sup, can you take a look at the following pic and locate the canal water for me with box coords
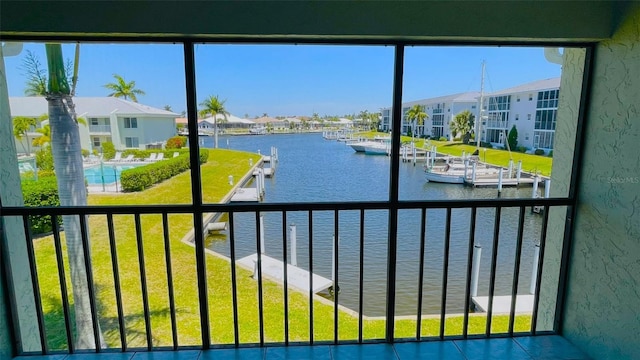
[202,133,544,317]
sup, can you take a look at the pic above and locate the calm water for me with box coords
[202,134,543,316]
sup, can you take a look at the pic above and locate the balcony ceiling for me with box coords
[0,1,629,42]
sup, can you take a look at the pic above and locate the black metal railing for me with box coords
[0,197,570,355]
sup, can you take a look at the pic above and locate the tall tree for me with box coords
[405,104,428,142]
[45,43,104,349]
[103,74,145,102]
[450,110,475,144]
[507,124,518,151]
[198,95,229,148]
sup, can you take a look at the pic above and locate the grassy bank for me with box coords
[357,131,553,176]
[34,148,532,350]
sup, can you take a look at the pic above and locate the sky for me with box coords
[3,42,564,118]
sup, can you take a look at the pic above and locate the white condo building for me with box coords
[380,77,560,151]
[9,97,179,154]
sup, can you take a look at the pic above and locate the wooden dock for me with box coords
[237,253,333,294]
[471,294,534,313]
[465,177,535,187]
[230,188,260,202]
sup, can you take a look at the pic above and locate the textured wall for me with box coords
[537,47,586,332]
[562,6,640,360]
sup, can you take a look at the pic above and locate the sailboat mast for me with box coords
[477,60,485,151]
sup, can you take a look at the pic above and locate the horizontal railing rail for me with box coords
[2,199,562,355]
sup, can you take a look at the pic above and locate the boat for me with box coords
[363,142,390,155]
[350,140,382,153]
[249,125,267,135]
[424,169,466,184]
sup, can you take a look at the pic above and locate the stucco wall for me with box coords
[562,6,640,360]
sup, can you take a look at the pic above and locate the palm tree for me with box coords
[199,95,229,148]
[45,43,104,349]
[103,74,145,102]
[405,104,428,142]
[12,116,38,154]
[450,110,475,144]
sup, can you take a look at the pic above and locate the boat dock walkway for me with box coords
[237,253,333,294]
[471,294,534,313]
[465,177,536,187]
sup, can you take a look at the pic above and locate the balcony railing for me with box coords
[0,197,570,355]
[89,125,112,133]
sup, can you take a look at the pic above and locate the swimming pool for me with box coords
[84,164,140,185]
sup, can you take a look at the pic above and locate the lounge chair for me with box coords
[173,152,180,158]
[155,153,165,161]
[122,154,135,162]
[113,152,122,162]
[144,153,157,162]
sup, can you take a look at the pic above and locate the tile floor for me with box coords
[13,336,589,360]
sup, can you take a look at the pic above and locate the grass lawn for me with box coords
[357,131,553,176]
[33,148,532,350]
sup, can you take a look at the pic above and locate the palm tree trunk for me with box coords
[48,94,104,349]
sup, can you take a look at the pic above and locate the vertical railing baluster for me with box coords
[416,208,427,340]
[255,212,265,346]
[51,217,74,353]
[308,210,314,345]
[531,206,550,335]
[333,210,339,344]
[78,214,101,351]
[161,213,178,349]
[508,206,526,335]
[439,208,452,339]
[485,206,502,336]
[463,207,477,338]
[134,214,152,350]
[228,212,240,347]
[282,211,289,345]
[107,214,127,350]
[358,209,365,343]
[22,216,47,354]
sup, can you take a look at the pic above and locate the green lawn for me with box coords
[357,131,553,176]
[34,148,532,350]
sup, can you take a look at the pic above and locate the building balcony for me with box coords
[89,125,112,133]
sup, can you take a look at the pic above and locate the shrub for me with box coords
[81,149,90,157]
[480,142,493,149]
[102,141,116,160]
[516,146,528,153]
[438,136,447,141]
[534,148,545,155]
[35,146,54,171]
[120,149,209,192]
[21,177,61,235]
[548,150,553,157]
[166,136,187,149]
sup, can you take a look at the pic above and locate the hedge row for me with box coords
[120,150,209,192]
[21,177,61,235]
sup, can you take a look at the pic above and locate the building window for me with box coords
[90,117,99,125]
[93,137,101,147]
[528,94,533,101]
[124,117,138,128]
[537,89,559,109]
[125,137,139,148]
[515,114,519,121]
[527,114,532,120]
[516,96,520,102]
[471,105,476,109]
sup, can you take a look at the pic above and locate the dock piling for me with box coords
[472,162,477,183]
[497,168,503,195]
[532,175,539,198]
[544,179,551,198]
[508,159,514,179]
[516,160,522,184]
[471,245,482,298]
[228,175,234,185]
[530,245,540,294]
